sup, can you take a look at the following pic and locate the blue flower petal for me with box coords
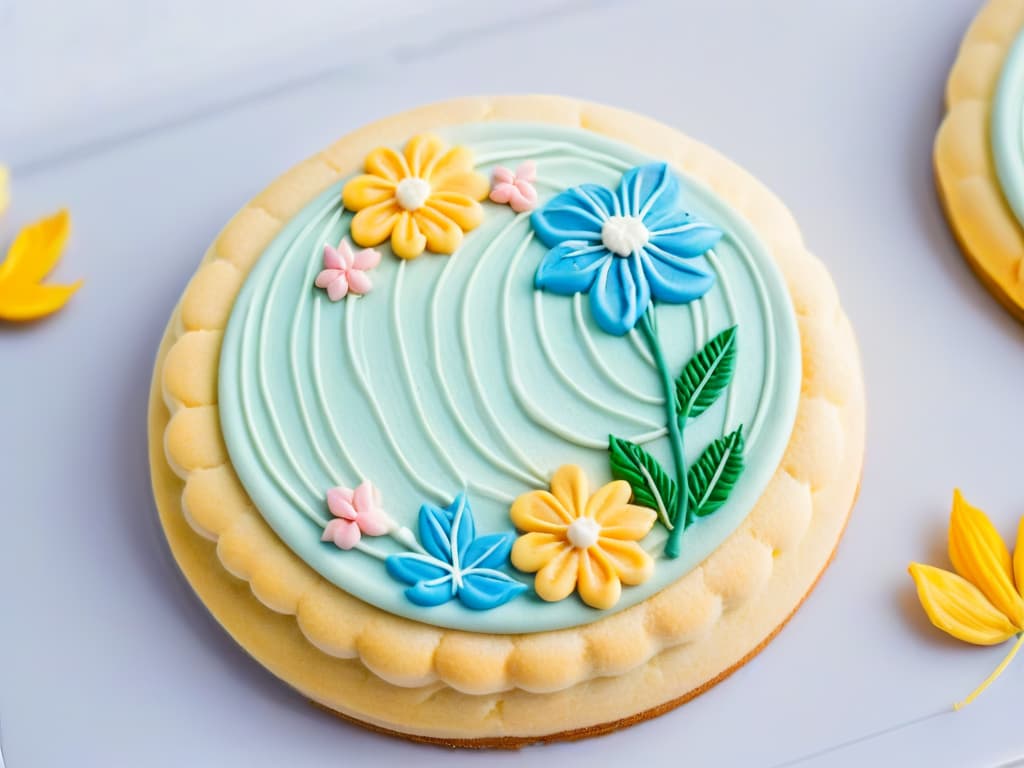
[458,570,528,611]
[448,492,475,563]
[646,217,722,259]
[616,162,679,218]
[640,245,716,303]
[535,241,611,295]
[589,254,650,335]
[530,184,614,247]
[385,552,450,585]
[462,533,513,571]
[406,576,457,607]
[417,503,453,562]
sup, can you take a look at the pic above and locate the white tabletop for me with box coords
[4,1,1023,766]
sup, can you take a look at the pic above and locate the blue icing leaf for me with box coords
[406,576,457,607]
[385,494,524,611]
[459,570,527,611]
[385,553,450,584]
[417,502,453,562]
[448,492,476,563]
[463,533,513,570]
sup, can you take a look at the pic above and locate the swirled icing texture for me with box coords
[992,26,1024,231]
[217,122,801,633]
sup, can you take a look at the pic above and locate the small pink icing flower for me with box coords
[322,481,390,550]
[314,239,381,301]
[489,161,538,213]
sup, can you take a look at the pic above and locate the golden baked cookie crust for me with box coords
[151,95,865,741]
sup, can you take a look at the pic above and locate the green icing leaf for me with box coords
[674,326,738,419]
[608,434,677,530]
[687,427,745,518]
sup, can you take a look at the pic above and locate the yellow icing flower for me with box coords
[342,134,489,259]
[909,489,1024,709]
[510,465,656,610]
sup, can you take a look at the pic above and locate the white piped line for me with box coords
[502,233,667,449]
[704,248,741,432]
[428,220,548,488]
[721,232,776,447]
[572,293,664,406]
[255,203,337,500]
[391,260,517,505]
[459,213,550,483]
[533,291,660,429]
[345,294,452,501]
[239,299,327,527]
[288,205,349,485]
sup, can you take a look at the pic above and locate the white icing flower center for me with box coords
[601,215,649,256]
[395,177,431,211]
[566,516,601,549]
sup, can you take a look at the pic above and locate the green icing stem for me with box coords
[628,327,657,367]
[639,307,689,559]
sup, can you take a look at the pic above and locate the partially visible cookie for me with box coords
[936,0,1024,321]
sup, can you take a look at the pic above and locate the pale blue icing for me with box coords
[992,27,1024,230]
[218,122,801,633]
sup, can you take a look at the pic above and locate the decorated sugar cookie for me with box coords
[936,0,1024,321]
[151,96,865,745]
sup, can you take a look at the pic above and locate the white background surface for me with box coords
[2,0,1023,765]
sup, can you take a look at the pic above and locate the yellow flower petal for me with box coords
[549,464,588,518]
[593,502,656,541]
[0,209,81,322]
[390,211,426,259]
[364,146,409,181]
[350,200,400,248]
[429,147,489,200]
[510,490,572,534]
[342,174,396,211]
[403,134,446,178]
[511,532,567,573]
[0,281,81,322]
[0,209,70,285]
[413,206,463,254]
[909,563,1018,645]
[577,549,621,609]
[949,489,1024,628]
[597,538,654,585]
[1015,517,1024,597]
[534,546,579,603]
[423,193,484,232]
[427,145,475,178]
[585,480,633,521]
[432,171,489,201]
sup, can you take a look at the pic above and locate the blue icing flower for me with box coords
[531,162,723,335]
[385,493,527,611]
